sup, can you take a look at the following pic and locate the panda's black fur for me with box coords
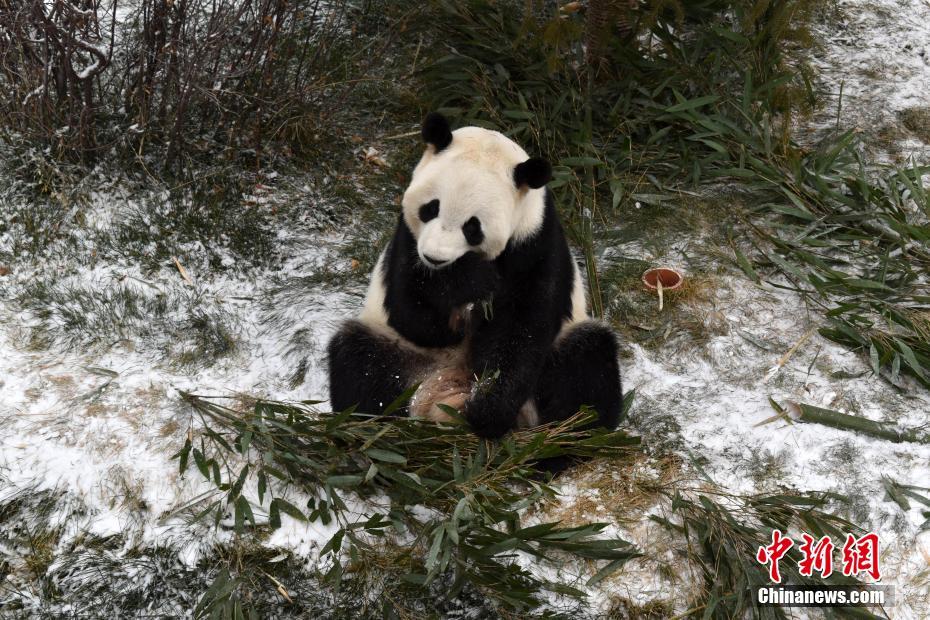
[327,115,622,442]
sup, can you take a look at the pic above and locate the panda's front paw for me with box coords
[469,260,501,300]
[463,396,513,439]
[447,253,500,305]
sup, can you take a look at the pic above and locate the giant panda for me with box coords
[327,113,622,440]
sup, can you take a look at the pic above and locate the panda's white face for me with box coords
[402,126,547,269]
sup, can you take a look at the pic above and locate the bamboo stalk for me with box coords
[789,402,930,444]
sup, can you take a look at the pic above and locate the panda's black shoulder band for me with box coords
[422,112,453,152]
[514,157,552,189]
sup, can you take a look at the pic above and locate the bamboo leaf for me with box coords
[272,498,306,522]
[895,339,926,379]
[665,95,719,112]
[364,448,407,465]
[326,475,364,488]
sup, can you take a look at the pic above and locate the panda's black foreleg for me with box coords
[327,320,429,415]
[534,321,623,430]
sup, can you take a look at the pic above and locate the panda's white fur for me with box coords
[358,250,390,330]
[402,127,548,266]
[327,114,622,444]
[569,261,588,325]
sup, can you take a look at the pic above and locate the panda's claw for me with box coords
[463,397,514,440]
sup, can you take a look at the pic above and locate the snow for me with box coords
[75,58,101,80]
[807,0,930,161]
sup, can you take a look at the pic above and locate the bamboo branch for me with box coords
[788,402,930,444]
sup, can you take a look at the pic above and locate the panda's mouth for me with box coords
[420,253,453,269]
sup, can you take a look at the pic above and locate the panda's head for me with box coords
[401,113,551,270]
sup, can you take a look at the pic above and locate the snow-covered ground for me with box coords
[608,279,930,616]
[2,1,930,616]
[0,184,357,611]
[808,0,930,162]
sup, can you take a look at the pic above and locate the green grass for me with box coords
[108,181,280,273]
[0,142,94,263]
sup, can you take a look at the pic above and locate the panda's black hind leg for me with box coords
[531,321,623,477]
[327,320,429,415]
[534,321,623,430]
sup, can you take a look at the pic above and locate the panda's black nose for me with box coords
[422,254,446,267]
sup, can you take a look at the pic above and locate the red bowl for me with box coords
[642,267,684,291]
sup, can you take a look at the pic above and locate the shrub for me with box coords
[0,0,356,168]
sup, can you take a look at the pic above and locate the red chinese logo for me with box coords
[756,529,794,583]
[756,531,881,583]
[798,534,834,578]
[842,532,881,581]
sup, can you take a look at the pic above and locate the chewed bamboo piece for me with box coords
[173,256,193,284]
[763,327,815,383]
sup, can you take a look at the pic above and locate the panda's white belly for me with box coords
[567,260,588,325]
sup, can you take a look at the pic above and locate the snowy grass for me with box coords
[806,0,930,163]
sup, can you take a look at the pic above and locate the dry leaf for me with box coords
[173,257,193,284]
[361,146,388,167]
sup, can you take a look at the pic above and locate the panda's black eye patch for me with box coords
[419,199,440,223]
[462,217,484,245]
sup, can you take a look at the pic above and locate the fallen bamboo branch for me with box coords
[786,401,930,444]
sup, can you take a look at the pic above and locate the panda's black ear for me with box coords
[422,112,453,152]
[513,157,552,189]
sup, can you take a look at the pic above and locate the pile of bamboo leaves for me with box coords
[178,391,641,616]
[740,148,930,389]
[656,488,882,619]
[178,391,884,618]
